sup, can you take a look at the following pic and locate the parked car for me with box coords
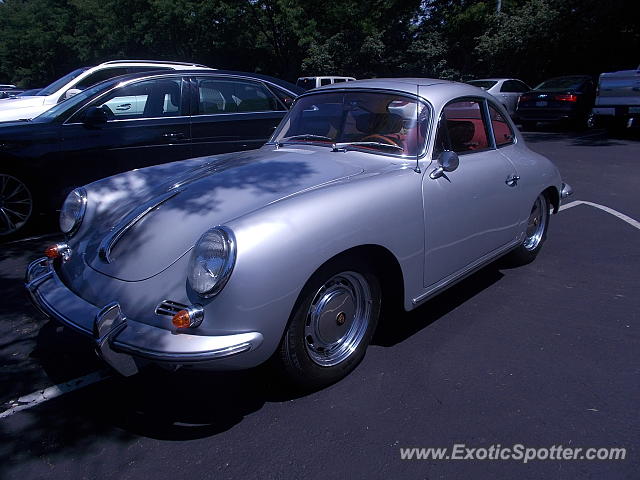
[0,69,303,239]
[0,84,23,99]
[26,78,572,389]
[467,78,530,117]
[0,60,213,122]
[590,65,640,132]
[516,75,596,129]
[296,76,356,90]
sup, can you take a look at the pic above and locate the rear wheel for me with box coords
[0,173,34,241]
[505,193,550,266]
[277,259,381,390]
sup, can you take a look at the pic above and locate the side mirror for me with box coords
[62,88,82,101]
[83,106,109,127]
[429,150,460,179]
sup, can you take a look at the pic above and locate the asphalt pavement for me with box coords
[0,128,638,480]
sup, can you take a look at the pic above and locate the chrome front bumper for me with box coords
[560,182,573,200]
[25,258,263,376]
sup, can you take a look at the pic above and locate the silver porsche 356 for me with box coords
[26,78,572,389]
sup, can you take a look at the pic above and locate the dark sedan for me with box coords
[516,75,596,129]
[0,70,302,239]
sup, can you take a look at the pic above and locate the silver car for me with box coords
[26,78,572,389]
[468,78,530,117]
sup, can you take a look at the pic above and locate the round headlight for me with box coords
[187,227,236,297]
[59,187,87,235]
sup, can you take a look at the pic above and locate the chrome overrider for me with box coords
[25,257,263,376]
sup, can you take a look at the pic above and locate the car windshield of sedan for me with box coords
[534,77,588,92]
[272,91,429,157]
[32,81,112,122]
[37,67,90,96]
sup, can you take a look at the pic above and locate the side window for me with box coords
[333,78,346,83]
[269,85,295,109]
[434,99,490,156]
[320,78,332,86]
[195,78,284,115]
[82,78,183,120]
[488,104,515,147]
[75,68,130,90]
[501,80,529,93]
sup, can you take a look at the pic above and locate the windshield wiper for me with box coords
[332,141,404,153]
[277,134,333,147]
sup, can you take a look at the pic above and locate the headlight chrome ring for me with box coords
[188,226,236,298]
[59,187,87,236]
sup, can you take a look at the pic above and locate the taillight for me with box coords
[554,94,578,102]
[519,94,533,103]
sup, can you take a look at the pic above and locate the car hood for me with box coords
[0,97,47,121]
[0,96,45,110]
[84,147,365,281]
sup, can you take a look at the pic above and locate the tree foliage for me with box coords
[0,0,637,87]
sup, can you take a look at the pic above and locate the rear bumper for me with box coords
[517,108,582,122]
[25,258,263,376]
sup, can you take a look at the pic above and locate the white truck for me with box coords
[591,65,640,131]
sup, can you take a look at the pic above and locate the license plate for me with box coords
[536,101,548,107]
[629,107,640,114]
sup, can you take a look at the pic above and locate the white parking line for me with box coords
[0,370,111,419]
[2,198,638,420]
[560,200,640,230]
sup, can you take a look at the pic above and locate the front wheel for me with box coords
[277,259,381,390]
[0,173,34,241]
[505,193,550,266]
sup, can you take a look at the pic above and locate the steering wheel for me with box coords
[361,134,402,149]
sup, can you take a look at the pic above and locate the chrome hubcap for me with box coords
[523,195,548,251]
[0,174,32,236]
[304,271,372,367]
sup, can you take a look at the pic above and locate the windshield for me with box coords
[37,67,90,96]
[32,81,112,122]
[272,91,429,157]
[534,76,589,92]
[468,80,497,90]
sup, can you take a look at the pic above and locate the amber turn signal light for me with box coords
[44,243,71,261]
[172,305,204,329]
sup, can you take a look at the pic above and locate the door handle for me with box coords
[505,175,520,187]
[115,103,132,111]
[162,132,185,140]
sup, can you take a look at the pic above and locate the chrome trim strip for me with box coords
[99,189,182,263]
[412,239,520,306]
[111,339,254,363]
[560,182,573,199]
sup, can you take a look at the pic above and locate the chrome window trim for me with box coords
[435,96,495,157]
[62,73,188,125]
[486,100,516,149]
[189,110,285,119]
[266,87,433,161]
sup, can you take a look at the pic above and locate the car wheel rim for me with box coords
[304,271,372,367]
[0,174,32,236]
[523,195,548,251]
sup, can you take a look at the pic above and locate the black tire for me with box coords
[276,257,381,390]
[505,193,550,266]
[0,172,36,242]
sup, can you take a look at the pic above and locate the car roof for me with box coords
[92,69,305,95]
[303,78,497,109]
[98,59,210,68]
